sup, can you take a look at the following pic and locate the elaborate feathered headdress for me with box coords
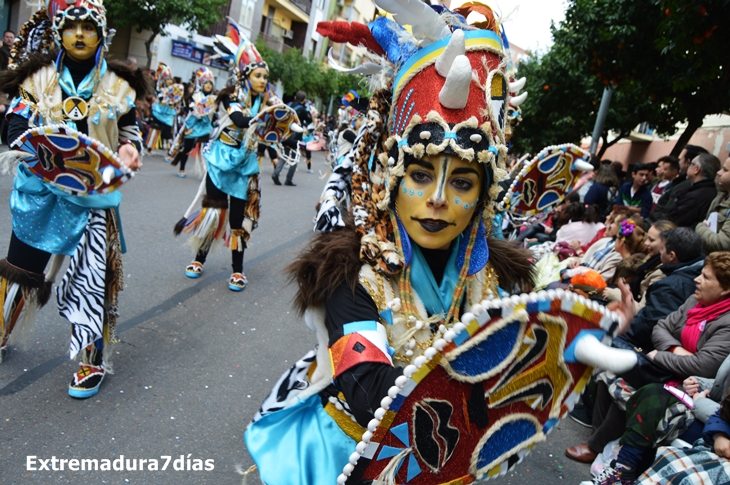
[316,0,530,276]
[155,62,173,92]
[193,66,214,92]
[212,18,268,80]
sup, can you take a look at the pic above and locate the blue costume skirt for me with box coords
[151,103,176,127]
[185,116,212,140]
[10,165,122,255]
[204,140,259,200]
[245,394,356,485]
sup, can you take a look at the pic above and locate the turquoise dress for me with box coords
[204,96,262,201]
[151,102,176,127]
[184,114,212,139]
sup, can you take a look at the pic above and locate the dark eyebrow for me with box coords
[451,167,481,177]
[410,159,435,171]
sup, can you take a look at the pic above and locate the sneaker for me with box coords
[285,181,297,186]
[185,261,203,278]
[178,171,186,178]
[164,157,173,163]
[68,363,105,399]
[308,170,314,174]
[272,175,281,186]
[569,402,593,428]
[592,464,634,485]
[229,272,247,291]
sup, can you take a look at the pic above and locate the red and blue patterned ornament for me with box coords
[249,104,300,145]
[13,125,132,196]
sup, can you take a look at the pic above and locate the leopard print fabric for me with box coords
[242,173,261,242]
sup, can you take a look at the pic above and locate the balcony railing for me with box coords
[291,0,312,14]
[260,33,291,53]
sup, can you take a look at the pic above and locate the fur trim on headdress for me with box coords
[107,60,154,99]
[0,51,55,96]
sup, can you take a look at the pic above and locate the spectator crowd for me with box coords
[514,144,730,484]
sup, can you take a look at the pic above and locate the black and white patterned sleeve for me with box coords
[117,108,142,153]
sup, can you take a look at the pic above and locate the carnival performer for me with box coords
[243,3,638,484]
[146,62,177,153]
[0,0,151,398]
[170,67,215,178]
[174,24,296,292]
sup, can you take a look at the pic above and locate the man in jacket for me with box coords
[667,152,721,228]
[648,144,709,226]
[613,163,653,218]
[616,227,705,352]
[696,157,730,253]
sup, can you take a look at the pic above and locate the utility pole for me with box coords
[589,87,613,160]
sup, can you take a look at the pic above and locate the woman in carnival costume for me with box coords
[243,2,637,484]
[0,0,151,397]
[174,25,293,292]
[170,67,215,178]
[146,62,177,152]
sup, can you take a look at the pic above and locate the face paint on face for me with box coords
[396,154,484,250]
[248,67,268,94]
[62,20,101,61]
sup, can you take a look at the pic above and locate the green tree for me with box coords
[522,0,730,158]
[106,0,228,68]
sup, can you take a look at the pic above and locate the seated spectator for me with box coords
[590,355,730,484]
[604,220,677,310]
[633,392,730,484]
[614,163,653,219]
[667,152,721,228]
[615,227,705,352]
[565,252,730,465]
[585,165,621,220]
[648,144,709,226]
[696,157,730,253]
[650,156,680,211]
[554,202,604,246]
[565,212,630,281]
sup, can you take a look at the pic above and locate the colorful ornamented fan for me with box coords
[343,290,620,485]
[499,144,593,216]
[249,104,300,145]
[13,125,133,196]
[162,84,184,106]
[193,95,217,117]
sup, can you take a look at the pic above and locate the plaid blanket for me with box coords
[637,443,730,485]
[623,382,695,450]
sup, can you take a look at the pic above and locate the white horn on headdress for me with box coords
[327,48,382,76]
[510,92,528,107]
[435,30,466,78]
[375,0,450,46]
[439,55,472,109]
[573,334,637,374]
[509,77,526,94]
[573,159,594,172]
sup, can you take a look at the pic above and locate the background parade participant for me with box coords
[174,22,297,292]
[0,0,151,398]
[170,67,215,178]
[146,62,178,153]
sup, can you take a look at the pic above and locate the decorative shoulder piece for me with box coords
[329,321,395,380]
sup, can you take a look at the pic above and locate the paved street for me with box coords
[0,150,596,485]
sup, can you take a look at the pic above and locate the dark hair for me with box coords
[594,164,620,187]
[295,90,306,102]
[660,227,702,263]
[632,162,652,174]
[555,202,600,228]
[696,152,722,180]
[3,30,13,36]
[682,144,709,163]
[657,155,680,173]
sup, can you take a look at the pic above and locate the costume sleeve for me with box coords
[222,97,252,128]
[7,113,29,147]
[341,129,356,143]
[325,283,403,427]
[117,108,142,153]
